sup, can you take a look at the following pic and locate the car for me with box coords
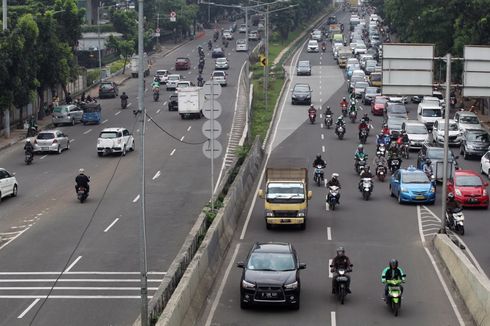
[460,129,490,159]
[359,54,374,69]
[307,40,319,53]
[98,81,118,98]
[223,31,233,40]
[155,69,169,84]
[481,151,490,177]
[416,143,459,180]
[238,24,248,33]
[401,120,429,149]
[387,117,406,138]
[235,39,248,52]
[447,170,488,208]
[33,130,70,154]
[346,65,361,79]
[327,16,337,24]
[211,70,227,86]
[211,47,225,58]
[411,95,423,103]
[0,168,18,202]
[296,60,311,76]
[175,57,191,70]
[291,83,312,105]
[52,104,83,126]
[432,119,462,146]
[97,127,135,157]
[311,29,322,41]
[454,111,484,132]
[176,81,193,90]
[364,60,377,75]
[353,43,367,55]
[348,75,365,93]
[257,22,265,31]
[80,102,102,125]
[389,166,436,204]
[237,242,306,310]
[388,95,409,104]
[371,95,388,115]
[346,58,360,70]
[248,31,260,41]
[166,74,182,91]
[353,81,369,98]
[369,71,382,87]
[385,102,408,120]
[362,87,381,105]
[168,94,178,111]
[421,96,441,107]
[215,57,229,70]
[432,90,445,107]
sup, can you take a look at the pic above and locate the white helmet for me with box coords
[79,168,85,173]
[332,173,339,178]
[26,138,31,143]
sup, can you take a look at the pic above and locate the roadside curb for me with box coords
[0,123,55,152]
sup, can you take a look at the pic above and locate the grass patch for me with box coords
[87,69,100,86]
[109,59,127,73]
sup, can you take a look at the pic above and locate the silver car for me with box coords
[211,71,227,86]
[52,105,83,126]
[215,57,229,70]
[33,130,70,154]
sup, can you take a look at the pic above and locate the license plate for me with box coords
[416,196,425,200]
[262,292,277,298]
[280,218,291,223]
[468,198,478,203]
[42,147,49,151]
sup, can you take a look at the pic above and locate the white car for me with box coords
[97,127,135,157]
[166,74,182,91]
[0,168,18,202]
[454,111,484,132]
[307,40,319,53]
[211,70,227,86]
[353,43,367,55]
[402,120,429,149]
[235,39,248,52]
[433,119,462,145]
[238,24,247,33]
[481,151,490,177]
[33,130,70,154]
[223,31,233,40]
[155,69,169,84]
[311,30,322,41]
[215,57,229,70]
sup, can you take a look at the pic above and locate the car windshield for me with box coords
[389,106,407,114]
[437,122,458,131]
[308,41,317,45]
[99,132,119,139]
[237,39,246,44]
[375,97,388,105]
[168,75,179,81]
[294,85,310,92]
[355,82,369,88]
[422,108,442,117]
[176,58,188,63]
[356,44,366,49]
[298,61,309,67]
[53,107,66,113]
[247,252,295,271]
[266,183,305,203]
[455,175,482,187]
[427,148,454,160]
[388,120,403,129]
[37,133,55,140]
[460,116,479,124]
[366,87,379,95]
[466,132,489,142]
[100,84,113,90]
[156,71,167,75]
[371,74,382,81]
[406,125,427,134]
[216,58,227,63]
[402,172,430,184]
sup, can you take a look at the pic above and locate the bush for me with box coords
[87,69,100,85]
[109,59,126,73]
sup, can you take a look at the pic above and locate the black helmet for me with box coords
[426,159,432,165]
[448,192,455,200]
[389,259,398,269]
[316,154,321,160]
[336,246,345,256]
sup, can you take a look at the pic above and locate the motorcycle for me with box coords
[377,144,387,157]
[322,45,326,53]
[152,88,159,101]
[25,150,33,165]
[77,186,88,203]
[355,156,368,174]
[341,104,348,117]
[309,111,317,124]
[385,279,404,316]
[327,185,340,210]
[331,267,352,304]
[360,177,373,200]
[335,125,345,140]
[349,110,357,123]
[313,165,325,187]
[376,163,387,182]
[324,114,333,129]
[446,208,465,235]
[400,143,409,159]
[389,157,401,174]
[359,128,368,144]
[208,41,212,50]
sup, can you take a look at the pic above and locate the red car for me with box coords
[447,170,489,208]
[371,96,388,116]
[175,57,191,70]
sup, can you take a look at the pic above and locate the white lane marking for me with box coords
[163,101,167,106]
[152,170,161,180]
[0,228,30,251]
[327,227,332,240]
[17,298,40,319]
[148,118,151,122]
[322,145,325,153]
[104,218,120,233]
[102,119,108,124]
[187,126,192,132]
[416,206,465,326]
[321,134,324,140]
[170,149,176,156]
[180,136,185,141]
[70,139,75,143]
[320,123,324,128]
[0,272,165,275]
[156,108,161,114]
[127,103,132,108]
[132,194,140,203]
[320,114,323,118]
[7,287,158,291]
[331,311,336,326]
[0,279,162,283]
[40,155,47,160]
[328,259,333,278]
[204,243,240,326]
[115,111,121,116]
[64,256,82,273]
[83,129,92,135]
[0,295,154,299]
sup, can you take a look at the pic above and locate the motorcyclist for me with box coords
[208,40,213,50]
[358,120,369,138]
[313,153,326,168]
[340,97,348,109]
[331,247,352,294]
[388,141,399,158]
[422,158,434,178]
[381,259,406,299]
[326,173,341,204]
[381,123,390,135]
[197,74,204,87]
[354,144,367,161]
[322,41,327,52]
[359,165,374,190]
[446,192,462,226]
[325,105,333,116]
[336,116,345,128]
[349,99,357,113]
[75,168,90,195]
[361,113,371,124]
[24,138,34,160]
[120,92,128,109]
[308,104,318,118]
[397,130,410,145]
[373,151,388,168]
[151,79,160,91]
[387,151,402,171]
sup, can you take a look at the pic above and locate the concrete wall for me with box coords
[434,235,490,325]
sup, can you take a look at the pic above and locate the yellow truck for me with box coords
[337,47,352,68]
[258,168,312,230]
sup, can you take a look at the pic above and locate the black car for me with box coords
[168,94,178,111]
[237,242,306,310]
[211,48,225,58]
[98,81,119,98]
[296,60,311,76]
[460,129,490,159]
[327,16,337,24]
[291,83,312,105]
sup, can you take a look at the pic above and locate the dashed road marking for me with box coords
[180,136,185,141]
[83,129,92,135]
[156,109,161,114]
[17,298,40,319]
[152,170,161,180]
[187,126,192,131]
[321,134,324,140]
[327,227,332,240]
[328,259,333,278]
[40,155,47,160]
[104,218,119,233]
[65,256,82,273]
[331,311,336,326]
[115,111,121,116]
[132,194,140,203]
[170,149,176,156]
[102,119,108,124]
[322,145,325,153]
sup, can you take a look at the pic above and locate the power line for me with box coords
[145,112,208,145]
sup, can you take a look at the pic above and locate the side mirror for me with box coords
[258,189,264,198]
[484,182,489,187]
[237,262,245,268]
[307,190,313,199]
[299,263,306,270]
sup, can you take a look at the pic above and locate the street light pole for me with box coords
[2,0,9,138]
[97,5,102,82]
[2,0,6,31]
[441,53,452,234]
[264,4,269,111]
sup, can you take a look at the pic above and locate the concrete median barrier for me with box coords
[433,234,490,325]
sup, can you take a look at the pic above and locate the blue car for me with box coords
[80,103,102,125]
[389,166,436,204]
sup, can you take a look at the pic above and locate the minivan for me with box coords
[417,103,442,130]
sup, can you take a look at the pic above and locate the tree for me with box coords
[52,0,85,49]
[106,35,135,74]
[112,9,137,38]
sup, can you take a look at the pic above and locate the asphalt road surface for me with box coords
[198,10,478,326]
[0,24,257,325]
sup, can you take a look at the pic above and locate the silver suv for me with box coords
[52,104,83,126]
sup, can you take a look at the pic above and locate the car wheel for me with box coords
[130,141,135,151]
[463,149,469,160]
[397,192,402,204]
[53,123,58,127]
[0,192,2,203]
[57,145,62,154]
[291,298,300,310]
[98,152,103,157]
[11,185,18,197]
[460,146,464,155]
[389,185,394,197]
[122,146,126,156]
[66,141,70,150]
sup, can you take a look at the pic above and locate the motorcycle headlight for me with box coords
[455,189,462,196]
[242,280,255,289]
[284,281,298,289]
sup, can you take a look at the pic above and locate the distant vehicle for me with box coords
[390,167,436,204]
[369,72,382,87]
[386,117,406,138]
[385,102,408,120]
[371,96,388,116]
[417,103,442,131]
[447,170,488,209]
[311,29,322,41]
[453,111,484,132]
[296,60,312,76]
[178,87,202,119]
[168,94,178,111]
[248,31,260,41]
[80,102,102,125]
[166,74,182,91]
[175,57,191,70]
[155,69,169,84]
[33,130,70,154]
[432,119,462,146]
[211,70,227,86]
[401,120,429,149]
[291,83,312,105]
[307,40,319,53]
[130,53,150,78]
[223,31,234,40]
[460,129,490,159]
[327,16,337,24]
[215,57,229,70]
[416,143,459,181]
[52,104,83,126]
[212,48,225,58]
[353,81,369,98]
[235,39,248,52]
[362,87,381,105]
[481,151,490,177]
[97,127,135,157]
[98,81,119,98]
[238,24,248,33]
[0,168,18,202]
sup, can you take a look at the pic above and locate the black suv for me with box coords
[168,94,178,111]
[98,81,119,98]
[460,129,490,159]
[291,83,312,105]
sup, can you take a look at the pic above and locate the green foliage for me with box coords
[81,24,115,33]
[112,10,137,38]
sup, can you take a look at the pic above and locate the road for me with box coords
[0,25,257,325]
[198,10,477,326]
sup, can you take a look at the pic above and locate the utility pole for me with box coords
[97,5,102,82]
[2,0,6,31]
[156,13,159,49]
[440,53,452,234]
[264,4,269,111]
[2,0,10,138]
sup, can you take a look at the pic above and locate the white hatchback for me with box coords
[307,40,319,53]
[97,128,135,157]
[481,151,490,177]
[0,168,18,202]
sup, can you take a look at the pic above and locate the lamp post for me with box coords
[2,0,6,31]
[97,3,116,83]
[2,0,9,138]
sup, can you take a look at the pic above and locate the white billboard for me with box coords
[382,43,434,96]
[463,46,490,97]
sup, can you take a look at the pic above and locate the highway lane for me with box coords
[198,11,471,326]
[0,23,257,325]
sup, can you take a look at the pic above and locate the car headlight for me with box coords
[266,211,274,217]
[455,189,462,196]
[466,144,475,149]
[292,94,297,98]
[284,281,298,289]
[297,211,305,217]
[430,187,435,193]
[242,280,255,289]
[401,187,408,192]
[483,189,488,196]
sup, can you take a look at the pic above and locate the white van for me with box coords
[130,53,150,78]
[417,103,442,130]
